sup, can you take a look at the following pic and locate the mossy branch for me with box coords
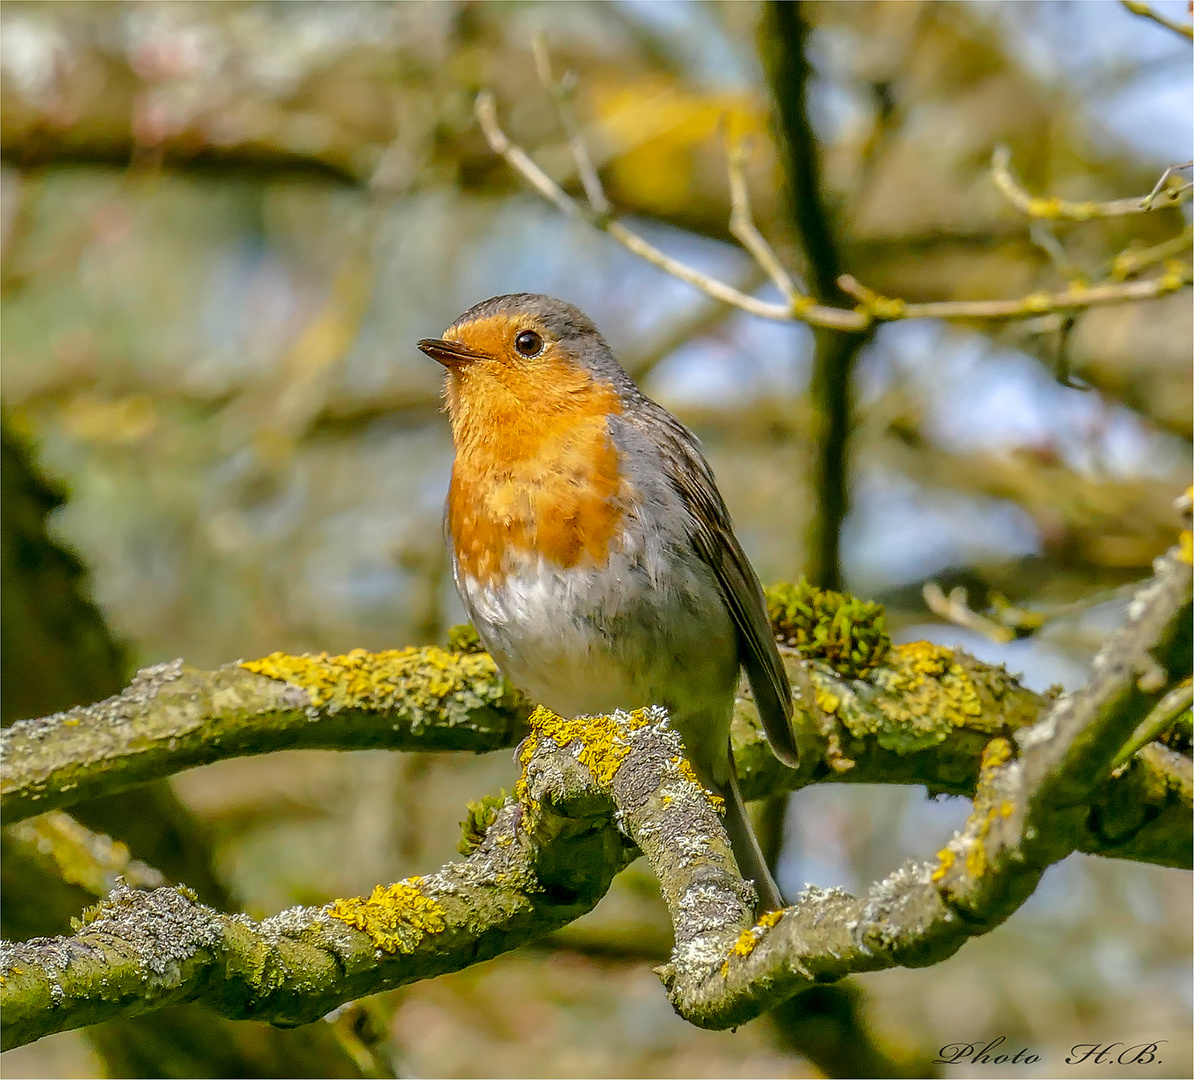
[4,811,166,898]
[664,546,1192,1026]
[1,648,529,822]
[1,731,636,1051]
[4,546,1188,1046]
[3,584,1189,867]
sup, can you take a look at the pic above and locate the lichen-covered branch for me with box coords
[5,547,1186,1045]
[1,715,644,1050]
[659,546,1191,1027]
[1,648,528,822]
[4,583,1188,868]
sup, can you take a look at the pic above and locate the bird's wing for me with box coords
[646,404,799,768]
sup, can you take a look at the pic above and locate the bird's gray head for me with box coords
[416,293,635,394]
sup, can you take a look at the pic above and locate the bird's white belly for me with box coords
[457,547,739,777]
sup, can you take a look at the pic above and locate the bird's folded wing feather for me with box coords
[647,405,799,768]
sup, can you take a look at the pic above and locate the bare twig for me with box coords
[923,574,1175,645]
[1029,221,1079,278]
[724,132,806,304]
[1142,161,1194,208]
[989,584,1134,633]
[473,93,842,324]
[623,266,771,379]
[992,145,1194,219]
[922,582,1016,644]
[530,32,610,215]
[871,269,1192,320]
[1113,677,1193,768]
[472,89,848,322]
[1121,0,1194,41]
[476,92,1192,329]
[1021,548,1192,799]
[1110,225,1194,279]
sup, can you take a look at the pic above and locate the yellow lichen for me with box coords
[672,755,701,789]
[978,736,1013,775]
[326,877,446,954]
[864,642,993,753]
[814,687,841,716]
[958,738,1017,881]
[514,706,652,810]
[931,846,956,883]
[240,646,513,725]
[671,755,725,813]
[719,908,786,976]
[965,808,999,879]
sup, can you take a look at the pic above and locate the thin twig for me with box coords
[1029,220,1078,279]
[1121,0,1194,41]
[1141,162,1194,209]
[923,582,1016,644]
[923,578,1155,645]
[474,91,847,325]
[1109,225,1194,279]
[724,131,805,304]
[1113,678,1193,769]
[530,32,610,215]
[623,268,771,379]
[992,145,1194,219]
[893,268,1192,320]
[476,92,1192,327]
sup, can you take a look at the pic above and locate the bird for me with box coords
[418,293,798,912]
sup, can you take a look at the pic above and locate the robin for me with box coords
[418,293,798,912]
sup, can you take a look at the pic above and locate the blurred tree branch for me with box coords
[2,544,1189,1048]
[3,1,1190,435]
[1121,0,1194,41]
[474,92,1192,332]
[759,0,875,595]
[0,417,387,1077]
[993,148,1193,219]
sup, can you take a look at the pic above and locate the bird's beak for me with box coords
[417,338,485,369]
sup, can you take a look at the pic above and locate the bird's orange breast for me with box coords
[447,368,626,586]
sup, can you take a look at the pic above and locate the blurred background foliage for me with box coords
[1,1,1190,1077]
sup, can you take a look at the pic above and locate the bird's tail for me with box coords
[719,741,785,914]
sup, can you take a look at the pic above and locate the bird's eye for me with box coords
[514,330,543,357]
